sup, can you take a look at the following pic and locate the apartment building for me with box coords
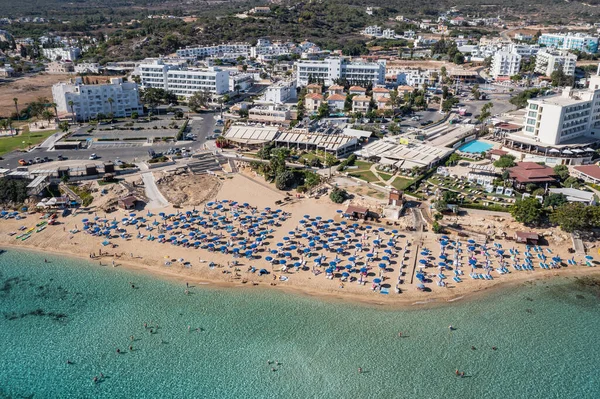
[296,58,385,86]
[52,77,143,121]
[265,80,296,104]
[538,33,599,53]
[74,62,101,74]
[504,43,540,57]
[42,47,81,61]
[352,96,371,113]
[362,25,382,36]
[46,61,74,74]
[176,43,251,59]
[248,105,290,123]
[139,59,229,96]
[520,73,600,145]
[534,49,577,77]
[490,51,521,78]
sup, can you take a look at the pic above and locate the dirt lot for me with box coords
[0,74,123,118]
[155,170,222,207]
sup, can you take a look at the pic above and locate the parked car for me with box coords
[18,159,27,166]
[89,153,98,160]
[57,154,65,161]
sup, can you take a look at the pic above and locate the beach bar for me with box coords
[515,231,540,245]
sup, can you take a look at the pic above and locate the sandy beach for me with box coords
[2,173,600,308]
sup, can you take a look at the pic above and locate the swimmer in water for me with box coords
[492,346,497,351]
[129,345,133,351]
[461,372,465,378]
[116,348,120,354]
[455,369,459,376]
[66,359,72,365]
[358,367,362,374]
[130,335,134,341]
[93,376,98,384]
[471,346,476,350]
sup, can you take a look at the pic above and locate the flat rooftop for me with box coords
[224,125,280,144]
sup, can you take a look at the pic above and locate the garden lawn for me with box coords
[378,172,393,181]
[392,177,413,191]
[349,170,379,183]
[0,130,58,156]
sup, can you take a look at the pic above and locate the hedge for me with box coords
[177,119,189,140]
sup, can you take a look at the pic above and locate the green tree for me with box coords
[563,176,582,188]
[304,171,321,188]
[325,153,337,177]
[445,153,461,166]
[453,52,465,65]
[550,202,589,232]
[494,155,516,169]
[478,102,494,124]
[553,165,570,181]
[317,102,330,119]
[188,90,210,112]
[275,170,295,190]
[329,187,347,204]
[434,199,448,213]
[543,193,567,209]
[511,197,543,226]
[13,97,19,120]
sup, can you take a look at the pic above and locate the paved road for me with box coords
[1,111,219,170]
[138,163,169,209]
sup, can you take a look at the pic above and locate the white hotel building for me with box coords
[534,49,577,77]
[52,77,144,121]
[42,46,81,61]
[490,51,521,79]
[500,71,600,165]
[176,43,251,59]
[139,59,229,96]
[296,58,385,86]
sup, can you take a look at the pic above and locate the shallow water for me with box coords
[0,249,599,398]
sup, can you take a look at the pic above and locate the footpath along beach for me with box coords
[1,174,600,307]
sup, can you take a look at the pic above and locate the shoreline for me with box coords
[2,174,600,310]
[4,241,600,310]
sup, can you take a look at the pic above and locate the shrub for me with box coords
[329,187,348,203]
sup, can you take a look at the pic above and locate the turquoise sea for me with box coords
[0,249,599,399]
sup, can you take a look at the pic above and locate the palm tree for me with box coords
[68,100,75,123]
[42,110,54,127]
[107,97,114,121]
[51,102,58,125]
[12,98,19,120]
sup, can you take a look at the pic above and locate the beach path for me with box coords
[138,163,169,209]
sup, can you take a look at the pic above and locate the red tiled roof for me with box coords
[488,149,508,156]
[373,87,390,93]
[574,165,600,180]
[349,86,366,91]
[327,94,346,101]
[516,231,539,240]
[305,93,324,100]
[508,162,557,183]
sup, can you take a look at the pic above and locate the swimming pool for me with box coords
[457,140,494,153]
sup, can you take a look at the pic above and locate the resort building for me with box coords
[74,62,101,74]
[265,80,296,104]
[507,162,557,189]
[176,43,251,59]
[534,50,577,77]
[573,164,600,184]
[538,33,599,53]
[296,58,385,86]
[274,128,358,157]
[327,94,346,111]
[42,46,81,61]
[52,77,144,121]
[303,94,322,112]
[139,59,229,96]
[490,52,521,79]
[248,105,291,124]
[46,61,74,74]
[352,96,371,113]
[355,137,453,171]
[362,25,382,37]
[548,188,596,205]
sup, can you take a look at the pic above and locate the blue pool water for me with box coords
[0,249,599,398]
[458,140,494,153]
